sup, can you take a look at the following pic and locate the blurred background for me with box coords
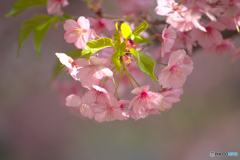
[0,0,240,160]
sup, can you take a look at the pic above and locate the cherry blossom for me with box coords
[66,94,95,119]
[159,87,183,111]
[81,85,119,106]
[155,0,187,16]
[160,26,177,57]
[88,17,115,34]
[94,102,129,122]
[191,22,226,49]
[47,0,69,15]
[129,85,163,120]
[158,49,193,88]
[174,31,197,54]
[76,56,113,82]
[204,39,236,56]
[55,53,81,80]
[64,16,96,49]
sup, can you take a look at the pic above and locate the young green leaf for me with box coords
[18,14,52,57]
[121,23,132,40]
[81,38,113,56]
[133,35,152,44]
[132,20,148,36]
[111,51,121,72]
[34,17,58,57]
[137,51,158,81]
[5,0,47,17]
[113,22,121,49]
[119,42,126,56]
[129,48,138,58]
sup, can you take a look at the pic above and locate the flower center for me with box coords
[75,28,84,36]
[170,65,181,74]
[140,92,148,98]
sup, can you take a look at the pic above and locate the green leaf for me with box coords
[121,23,132,40]
[59,14,74,22]
[137,51,158,81]
[53,49,82,77]
[111,51,121,72]
[5,0,47,17]
[132,20,148,36]
[81,38,113,56]
[129,48,138,58]
[113,22,121,49]
[119,42,126,56]
[133,35,152,44]
[34,17,58,57]
[18,14,52,57]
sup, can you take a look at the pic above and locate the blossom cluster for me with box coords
[55,14,194,122]
[6,0,240,122]
[155,0,240,61]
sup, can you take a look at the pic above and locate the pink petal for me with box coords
[80,76,100,90]
[55,53,73,69]
[74,58,89,67]
[47,1,61,15]
[101,18,115,31]
[88,17,98,26]
[74,36,86,49]
[65,94,81,107]
[77,16,90,30]
[178,64,193,76]
[63,19,78,30]
[168,50,186,67]
[81,90,97,105]
[211,29,223,45]
[93,66,113,79]
[131,85,150,95]
[61,0,69,7]
[64,30,77,43]
[169,72,187,88]
[90,56,107,65]
[208,22,226,31]
[80,104,95,119]
[95,110,108,122]
[158,71,171,88]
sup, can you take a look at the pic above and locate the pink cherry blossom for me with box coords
[81,85,119,106]
[167,11,206,32]
[220,0,240,18]
[119,100,131,120]
[66,94,95,119]
[160,26,177,57]
[174,31,197,54]
[218,16,237,30]
[55,53,82,80]
[94,101,129,122]
[204,39,236,56]
[64,16,96,49]
[158,49,193,88]
[191,22,226,49]
[76,56,113,83]
[47,0,69,15]
[128,85,163,120]
[155,0,187,16]
[88,17,115,34]
[159,87,183,110]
